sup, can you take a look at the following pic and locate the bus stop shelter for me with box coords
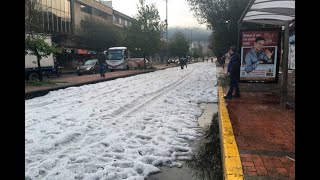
[238,0,295,105]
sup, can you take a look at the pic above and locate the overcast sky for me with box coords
[112,0,207,29]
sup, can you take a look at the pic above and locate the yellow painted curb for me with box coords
[218,86,244,180]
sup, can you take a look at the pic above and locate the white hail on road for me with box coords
[25,63,218,180]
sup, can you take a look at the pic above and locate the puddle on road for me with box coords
[198,103,218,128]
[146,161,200,180]
[146,103,222,180]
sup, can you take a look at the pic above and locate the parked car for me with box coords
[76,59,99,76]
[168,58,175,64]
[127,58,148,69]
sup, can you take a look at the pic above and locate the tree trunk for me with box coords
[37,55,43,81]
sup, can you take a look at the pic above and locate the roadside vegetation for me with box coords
[186,112,223,180]
[25,80,57,86]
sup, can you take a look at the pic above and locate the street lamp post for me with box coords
[165,0,168,65]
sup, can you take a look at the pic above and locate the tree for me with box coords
[25,0,60,81]
[75,17,121,51]
[25,34,61,81]
[169,31,190,59]
[125,0,165,69]
[191,48,202,59]
[186,0,272,57]
[124,19,145,58]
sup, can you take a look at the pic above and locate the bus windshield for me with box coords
[107,50,124,60]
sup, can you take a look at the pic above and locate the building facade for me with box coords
[26,0,133,70]
[113,10,132,28]
[74,0,113,27]
[26,0,72,34]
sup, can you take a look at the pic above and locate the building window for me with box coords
[29,0,70,33]
[53,9,58,31]
[81,4,92,14]
[115,16,119,24]
[93,8,111,21]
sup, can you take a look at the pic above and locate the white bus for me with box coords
[106,47,146,71]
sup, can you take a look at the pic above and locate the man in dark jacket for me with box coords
[179,57,186,69]
[224,46,240,99]
[98,51,107,77]
[221,54,226,69]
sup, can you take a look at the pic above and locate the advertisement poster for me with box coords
[239,28,281,83]
[288,35,295,70]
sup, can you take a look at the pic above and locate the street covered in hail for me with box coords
[25,63,218,180]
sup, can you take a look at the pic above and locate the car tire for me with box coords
[92,70,96,74]
[29,72,39,81]
[77,73,82,76]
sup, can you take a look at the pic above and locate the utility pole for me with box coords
[165,0,168,65]
[70,0,75,34]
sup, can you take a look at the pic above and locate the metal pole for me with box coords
[190,29,192,52]
[280,22,289,107]
[238,0,254,24]
[70,0,75,34]
[166,0,168,65]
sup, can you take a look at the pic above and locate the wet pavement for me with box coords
[146,162,199,180]
[218,65,295,179]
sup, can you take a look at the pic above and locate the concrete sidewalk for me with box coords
[217,65,295,179]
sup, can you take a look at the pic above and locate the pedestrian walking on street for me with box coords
[179,57,185,69]
[184,57,188,68]
[221,55,226,69]
[224,46,240,99]
[98,51,107,77]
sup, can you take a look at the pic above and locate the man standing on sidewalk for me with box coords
[98,51,107,77]
[224,46,240,99]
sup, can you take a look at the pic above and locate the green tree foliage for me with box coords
[186,0,272,57]
[191,48,202,59]
[25,0,60,81]
[125,0,165,68]
[75,17,121,51]
[169,31,190,58]
[124,19,145,58]
[25,34,61,81]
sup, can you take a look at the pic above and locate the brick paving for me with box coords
[218,64,295,179]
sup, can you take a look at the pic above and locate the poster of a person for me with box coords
[239,29,281,82]
[244,37,274,74]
